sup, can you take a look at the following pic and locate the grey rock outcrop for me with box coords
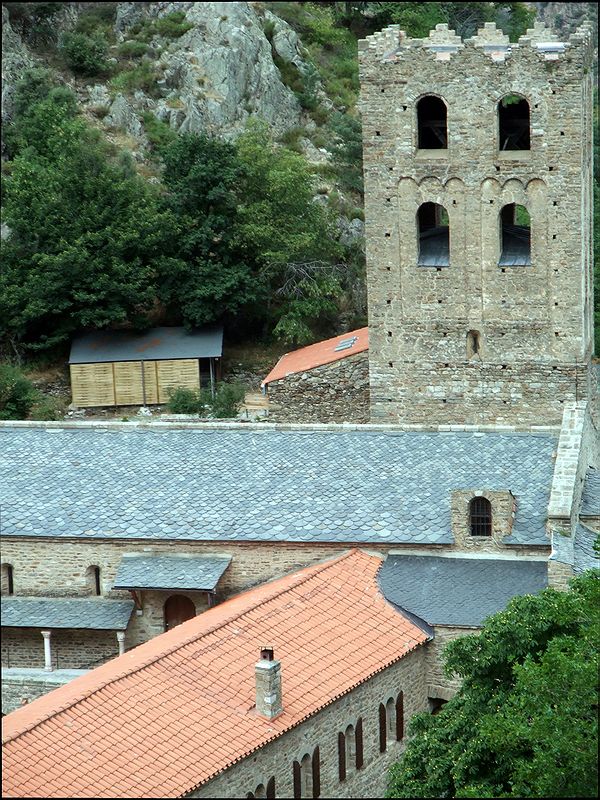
[104,92,144,138]
[104,1,303,139]
[1,6,34,131]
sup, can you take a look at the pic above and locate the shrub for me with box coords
[154,11,193,38]
[0,365,39,420]
[110,59,161,96]
[60,31,109,76]
[166,386,202,414]
[141,112,177,153]
[203,383,245,418]
[29,395,65,421]
[117,40,148,59]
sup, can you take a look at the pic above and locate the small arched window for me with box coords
[466,330,481,359]
[417,202,449,267]
[499,203,530,265]
[470,497,492,536]
[248,781,273,800]
[498,94,530,150]
[86,565,101,596]
[417,96,448,149]
[294,749,319,799]
[1,563,14,596]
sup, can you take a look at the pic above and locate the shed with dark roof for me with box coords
[68,326,223,408]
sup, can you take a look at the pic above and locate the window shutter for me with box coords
[379,703,386,752]
[356,717,364,769]
[293,760,301,799]
[338,731,346,781]
[266,777,275,800]
[396,692,404,741]
[312,746,320,799]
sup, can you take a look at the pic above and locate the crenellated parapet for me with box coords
[358,20,593,68]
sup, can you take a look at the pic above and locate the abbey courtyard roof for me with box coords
[0,423,558,547]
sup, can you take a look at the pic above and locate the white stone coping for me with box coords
[547,402,588,520]
[0,420,561,434]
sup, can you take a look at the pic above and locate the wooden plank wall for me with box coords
[70,360,200,408]
[70,364,115,407]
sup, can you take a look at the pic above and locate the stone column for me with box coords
[116,631,126,656]
[41,630,53,672]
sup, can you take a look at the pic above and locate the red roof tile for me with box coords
[2,550,428,799]
[262,328,368,386]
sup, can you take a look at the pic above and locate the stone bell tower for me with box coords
[358,21,595,425]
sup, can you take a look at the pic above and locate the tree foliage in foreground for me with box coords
[388,571,600,798]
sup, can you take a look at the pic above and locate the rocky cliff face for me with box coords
[108,1,304,138]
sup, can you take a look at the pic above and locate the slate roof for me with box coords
[262,327,368,386]
[113,554,231,591]
[573,523,599,575]
[69,326,223,364]
[378,554,548,627]
[580,467,600,517]
[1,597,134,630]
[1,550,428,799]
[0,426,557,547]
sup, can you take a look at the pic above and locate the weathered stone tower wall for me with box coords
[359,21,595,425]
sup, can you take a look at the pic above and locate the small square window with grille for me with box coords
[470,497,492,536]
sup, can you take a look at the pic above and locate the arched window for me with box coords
[247,781,273,800]
[470,497,492,536]
[466,330,481,359]
[1,563,14,596]
[498,94,530,150]
[86,565,101,596]
[293,748,320,798]
[417,96,448,149]
[396,691,404,741]
[417,202,449,267]
[163,594,196,631]
[499,204,531,265]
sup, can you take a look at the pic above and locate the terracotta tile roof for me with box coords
[2,550,428,799]
[262,327,368,386]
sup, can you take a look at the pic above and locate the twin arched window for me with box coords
[417,200,531,268]
[247,778,275,799]
[293,747,320,799]
[338,719,364,781]
[417,94,530,152]
[379,692,404,752]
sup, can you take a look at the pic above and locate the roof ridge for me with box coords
[2,549,368,744]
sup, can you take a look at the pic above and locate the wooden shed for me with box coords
[69,326,223,408]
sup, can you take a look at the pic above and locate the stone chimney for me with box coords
[255,647,283,719]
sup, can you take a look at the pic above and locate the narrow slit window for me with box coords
[418,203,449,267]
[466,330,481,359]
[498,95,530,150]
[2,564,14,596]
[470,497,492,536]
[499,204,530,266]
[86,565,102,596]
[417,96,448,149]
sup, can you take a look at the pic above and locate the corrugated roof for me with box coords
[113,554,231,591]
[262,327,368,386]
[1,597,134,630]
[69,326,223,364]
[1,550,429,799]
[379,554,548,627]
[0,427,557,547]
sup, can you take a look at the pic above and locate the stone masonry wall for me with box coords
[1,628,118,670]
[359,23,595,425]
[2,670,88,715]
[425,626,475,698]
[189,644,428,799]
[0,536,548,652]
[266,352,370,423]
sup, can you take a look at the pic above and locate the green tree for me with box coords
[235,120,343,343]
[157,133,259,327]
[388,571,600,798]
[1,88,172,351]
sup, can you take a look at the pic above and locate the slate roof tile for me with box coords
[1,597,134,630]
[580,467,600,517]
[0,427,556,547]
[379,554,548,627]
